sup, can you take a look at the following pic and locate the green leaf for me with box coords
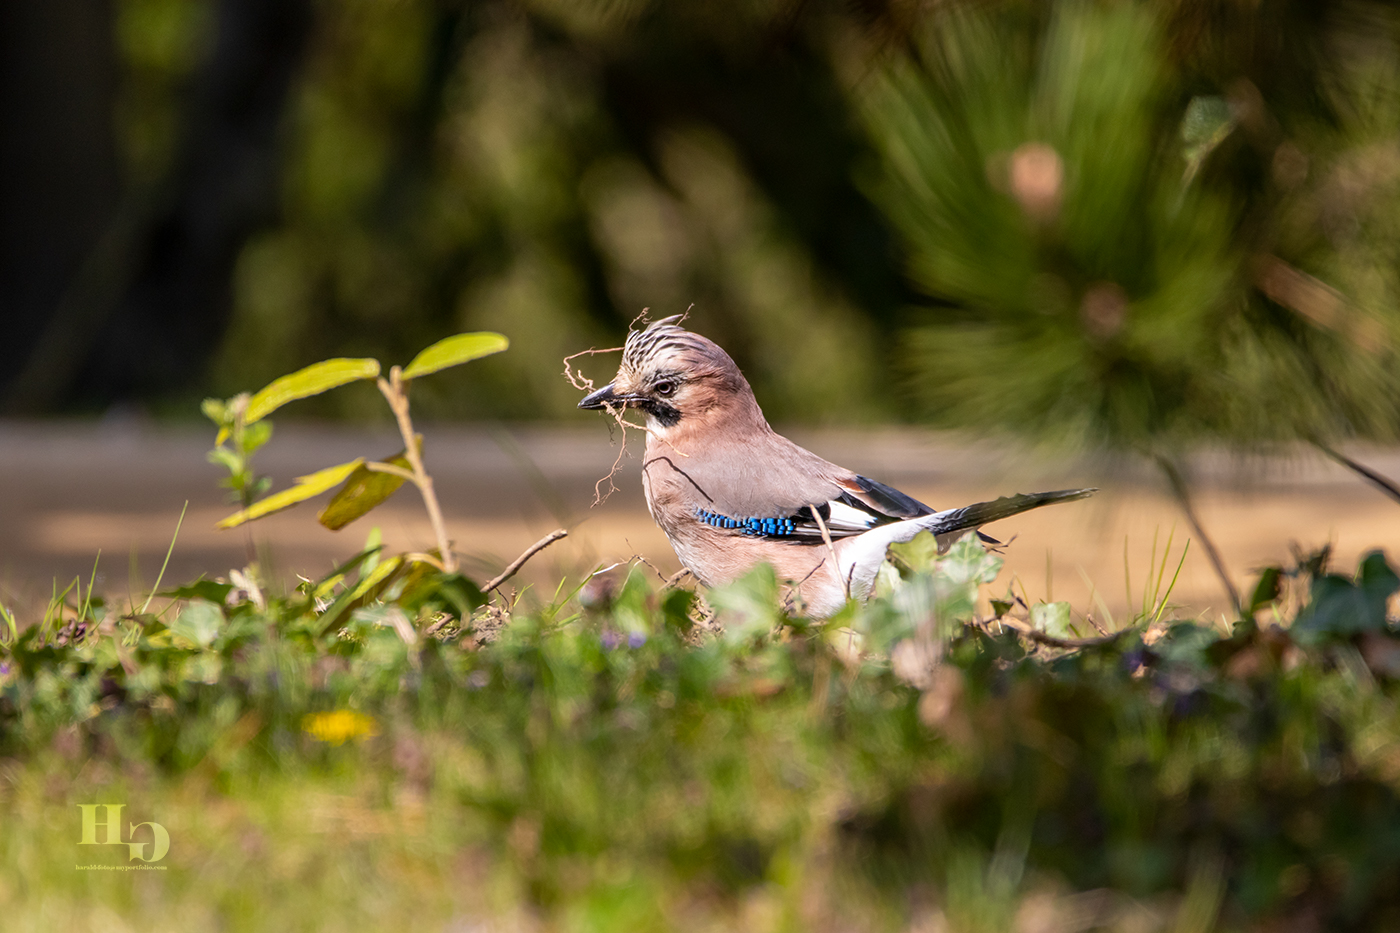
[316,556,411,633]
[709,564,782,645]
[170,599,223,649]
[1247,566,1282,616]
[889,530,940,575]
[308,545,384,601]
[242,420,273,455]
[939,536,1004,586]
[317,451,414,531]
[345,555,405,604]
[1294,550,1400,643]
[1030,601,1074,639]
[206,447,241,473]
[1181,95,1235,183]
[217,460,365,529]
[244,358,380,424]
[162,580,234,604]
[200,398,227,425]
[401,333,508,380]
[397,571,484,620]
[612,569,656,636]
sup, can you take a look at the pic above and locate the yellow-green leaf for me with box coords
[402,333,508,380]
[217,459,365,529]
[346,555,405,604]
[318,452,414,531]
[245,358,381,424]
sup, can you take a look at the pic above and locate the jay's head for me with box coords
[577,316,757,433]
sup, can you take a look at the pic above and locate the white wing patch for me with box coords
[822,500,884,534]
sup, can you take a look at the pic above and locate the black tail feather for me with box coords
[927,488,1097,538]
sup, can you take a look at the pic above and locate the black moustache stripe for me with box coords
[641,399,681,427]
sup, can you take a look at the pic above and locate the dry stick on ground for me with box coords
[990,616,1129,650]
[375,366,458,574]
[1154,453,1242,618]
[483,529,569,594]
[1311,439,1400,506]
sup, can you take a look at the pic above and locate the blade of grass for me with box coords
[1142,528,1159,620]
[140,501,188,616]
[1123,535,1132,621]
[1077,566,1114,631]
[0,600,16,643]
[1151,524,1176,618]
[1151,538,1190,626]
[80,551,100,623]
[46,576,79,630]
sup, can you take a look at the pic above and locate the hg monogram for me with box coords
[77,804,170,863]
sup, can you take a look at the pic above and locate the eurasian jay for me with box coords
[578,316,1094,618]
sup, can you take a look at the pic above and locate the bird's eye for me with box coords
[654,380,676,397]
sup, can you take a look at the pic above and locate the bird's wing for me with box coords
[647,431,939,541]
[691,472,935,541]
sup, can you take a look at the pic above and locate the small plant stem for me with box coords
[1311,438,1400,505]
[230,395,258,565]
[363,461,418,482]
[1154,454,1242,618]
[483,530,569,593]
[378,368,457,573]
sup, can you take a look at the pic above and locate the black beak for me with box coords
[579,383,624,410]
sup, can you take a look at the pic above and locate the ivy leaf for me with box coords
[939,535,1004,586]
[1294,550,1400,643]
[170,599,223,649]
[217,460,365,529]
[1030,601,1074,639]
[244,358,380,424]
[401,333,508,380]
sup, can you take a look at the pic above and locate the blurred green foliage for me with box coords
[4,537,1400,928]
[196,0,889,422]
[862,1,1400,448]
[112,0,1400,442]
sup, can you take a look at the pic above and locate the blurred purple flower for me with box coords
[600,631,622,650]
[628,632,647,649]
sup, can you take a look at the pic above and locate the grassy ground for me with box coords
[2,536,1399,932]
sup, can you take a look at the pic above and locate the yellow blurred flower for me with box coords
[301,710,380,746]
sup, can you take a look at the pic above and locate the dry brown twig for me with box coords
[989,615,1128,650]
[627,547,670,584]
[483,529,569,594]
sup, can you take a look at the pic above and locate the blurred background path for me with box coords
[2,419,1395,625]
